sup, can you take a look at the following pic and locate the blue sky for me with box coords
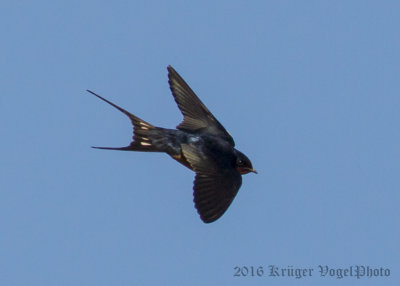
[1,1,399,285]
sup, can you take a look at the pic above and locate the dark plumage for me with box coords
[88,66,256,223]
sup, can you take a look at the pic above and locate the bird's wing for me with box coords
[167,66,235,146]
[182,144,242,223]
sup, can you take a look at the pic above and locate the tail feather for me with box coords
[87,90,161,152]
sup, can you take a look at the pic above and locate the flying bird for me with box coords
[88,66,256,223]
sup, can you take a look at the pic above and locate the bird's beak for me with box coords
[237,167,258,175]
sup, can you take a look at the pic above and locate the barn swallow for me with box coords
[88,66,256,223]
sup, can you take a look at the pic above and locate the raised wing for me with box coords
[167,66,235,146]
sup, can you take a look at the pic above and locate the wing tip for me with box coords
[200,215,220,224]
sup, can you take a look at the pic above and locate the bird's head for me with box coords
[235,150,257,175]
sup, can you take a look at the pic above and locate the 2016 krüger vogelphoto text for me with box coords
[233,265,391,279]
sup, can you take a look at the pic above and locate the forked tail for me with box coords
[87,90,162,152]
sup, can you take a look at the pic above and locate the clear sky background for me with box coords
[1,1,399,285]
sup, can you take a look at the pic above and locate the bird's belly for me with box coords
[170,152,193,170]
[165,133,201,171]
